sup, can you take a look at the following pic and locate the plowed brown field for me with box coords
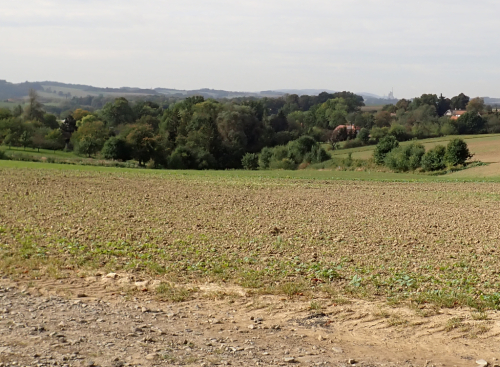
[2,167,500,310]
[3,167,500,366]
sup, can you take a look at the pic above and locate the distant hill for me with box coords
[8,80,498,108]
[0,80,44,100]
[0,80,393,103]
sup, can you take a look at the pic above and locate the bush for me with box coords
[0,149,6,160]
[388,123,410,141]
[258,147,273,169]
[102,137,131,161]
[370,126,389,142]
[445,138,472,166]
[241,153,259,170]
[440,121,458,136]
[384,142,425,172]
[421,145,446,171]
[358,128,370,144]
[343,139,364,149]
[373,135,399,165]
[287,136,316,164]
[269,158,297,170]
[456,112,487,134]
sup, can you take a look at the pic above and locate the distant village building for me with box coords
[444,110,467,120]
[333,124,361,136]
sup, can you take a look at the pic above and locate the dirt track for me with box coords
[1,277,499,367]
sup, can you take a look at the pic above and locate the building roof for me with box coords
[334,124,360,131]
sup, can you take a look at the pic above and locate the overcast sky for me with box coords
[1,0,499,98]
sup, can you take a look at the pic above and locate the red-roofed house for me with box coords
[445,110,467,120]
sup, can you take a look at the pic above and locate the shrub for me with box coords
[0,149,6,160]
[384,142,425,172]
[445,138,472,166]
[343,139,364,149]
[269,158,297,170]
[370,126,389,142]
[373,135,399,165]
[241,153,259,170]
[421,145,446,171]
[440,121,458,136]
[101,137,131,161]
[388,123,410,141]
[456,112,487,134]
[258,147,273,169]
[358,128,370,144]
[308,145,330,163]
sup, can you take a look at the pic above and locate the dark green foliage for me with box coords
[168,146,197,169]
[286,136,316,164]
[388,124,410,141]
[444,138,472,166]
[43,114,59,129]
[0,108,12,120]
[358,128,370,144]
[421,145,446,171]
[241,153,259,170]
[373,135,399,165]
[168,145,216,170]
[124,124,156,166]
[450,93,470,110]
[437,94,451,117]
[75,137,101,157]
[100,97,134,127]
[455,112,487,134]
[102,137,131,161]
[384,142,425,172]
[306,144,330,164]
[258,147,273,169]
[270,110,288,132]
[269,158,296,170]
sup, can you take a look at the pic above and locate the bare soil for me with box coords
[1,276,499,367]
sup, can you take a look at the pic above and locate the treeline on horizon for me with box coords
[0,89,499,170]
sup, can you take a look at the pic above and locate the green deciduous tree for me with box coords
[450,93,470,110]
[373,135,399,165]
[71,120,108,157]
[241,153,259,170]
[421,145,446,171]
[125,124,156,166]
[444,138,472,166]
[101,136,131,161]
[466,98,485,114]
[23,89,44,122]
[384,142,425,172]
[455,112,486,134]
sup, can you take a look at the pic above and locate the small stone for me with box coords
[141,307,149,313]
[106,273,118,279]
[134,281,149,289]
[76,294,87,298]
[145,353,157,361]
[318,335,325,341]
[332,346,343,353]
[248,324,256,330]
[85,361,95,367]
[348,359,357,365]
[284,357,297,363]
[476,360,488,367]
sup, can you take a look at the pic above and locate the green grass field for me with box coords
[3,146,77,158]
[2,159,500,183]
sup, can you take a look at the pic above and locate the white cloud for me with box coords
[1,0,499,97]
